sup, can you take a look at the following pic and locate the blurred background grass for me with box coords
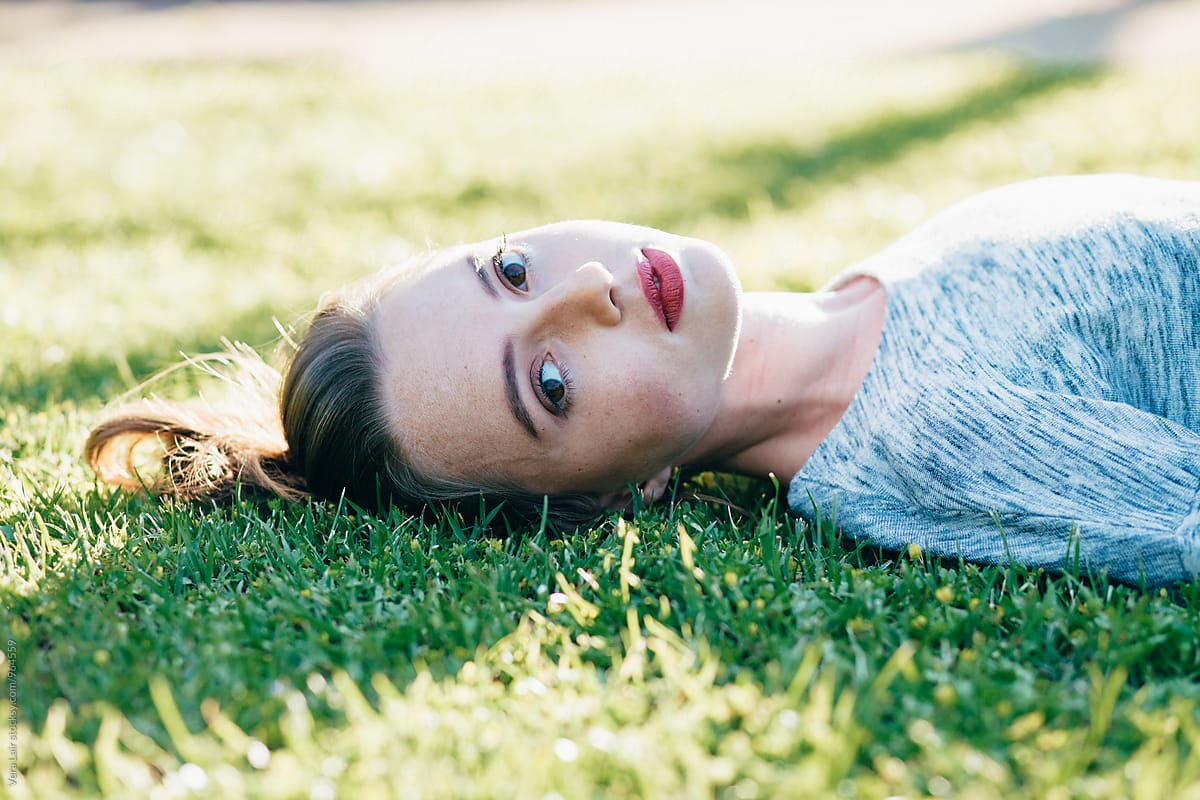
[4,1,1200,797]
[4,55,1198,406]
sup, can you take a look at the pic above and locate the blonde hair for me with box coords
[86,266,605,529]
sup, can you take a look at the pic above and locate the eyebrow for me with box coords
[472,253,499,298]
[503,339,539,440]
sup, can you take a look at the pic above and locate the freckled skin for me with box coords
[375,220,742,496]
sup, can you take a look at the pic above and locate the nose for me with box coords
[533,260,621,330]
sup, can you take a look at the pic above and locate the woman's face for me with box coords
[375,220,742,497]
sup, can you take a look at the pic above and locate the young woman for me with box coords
[87,174,1200,587]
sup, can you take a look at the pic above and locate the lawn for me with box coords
[3,54,1200,798]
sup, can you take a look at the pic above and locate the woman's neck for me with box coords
[677,276,887,480]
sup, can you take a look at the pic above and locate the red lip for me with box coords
[637,248,685,331]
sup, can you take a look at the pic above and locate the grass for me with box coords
[3,52,1200,798]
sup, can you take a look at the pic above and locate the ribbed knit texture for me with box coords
[788,175,1200,587]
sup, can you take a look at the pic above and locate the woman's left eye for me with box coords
[493,249,529,291]
[537,359,571,415]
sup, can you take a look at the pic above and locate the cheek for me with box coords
[615,368,715,456]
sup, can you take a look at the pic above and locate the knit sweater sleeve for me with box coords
[796,378,1200,587]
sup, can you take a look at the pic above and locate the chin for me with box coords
[698,239,737,281]
[717,258,744,380]
[723,309,743,381]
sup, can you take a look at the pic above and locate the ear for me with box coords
[639,467,674,505]
[598,467,675,512]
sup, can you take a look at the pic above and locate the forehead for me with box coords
[373,249,535,482]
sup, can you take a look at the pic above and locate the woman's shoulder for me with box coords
[931,174,1200,242]
[822,174,1200,290]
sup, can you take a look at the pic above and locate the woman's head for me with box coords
[371,220,743,504]
[88,220,742,528]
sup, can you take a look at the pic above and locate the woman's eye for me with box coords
[538,360,568,412]
[494,250,528,291]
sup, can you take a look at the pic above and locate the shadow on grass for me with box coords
[0,301,294,409]
[650,64,1103,226]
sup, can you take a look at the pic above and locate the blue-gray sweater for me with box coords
[787,175,1200,587]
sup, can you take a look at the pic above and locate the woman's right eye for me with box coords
[493,250,528,291]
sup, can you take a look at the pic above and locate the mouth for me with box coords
[637,248,685,331]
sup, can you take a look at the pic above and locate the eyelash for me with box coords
[531,356,574,417]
